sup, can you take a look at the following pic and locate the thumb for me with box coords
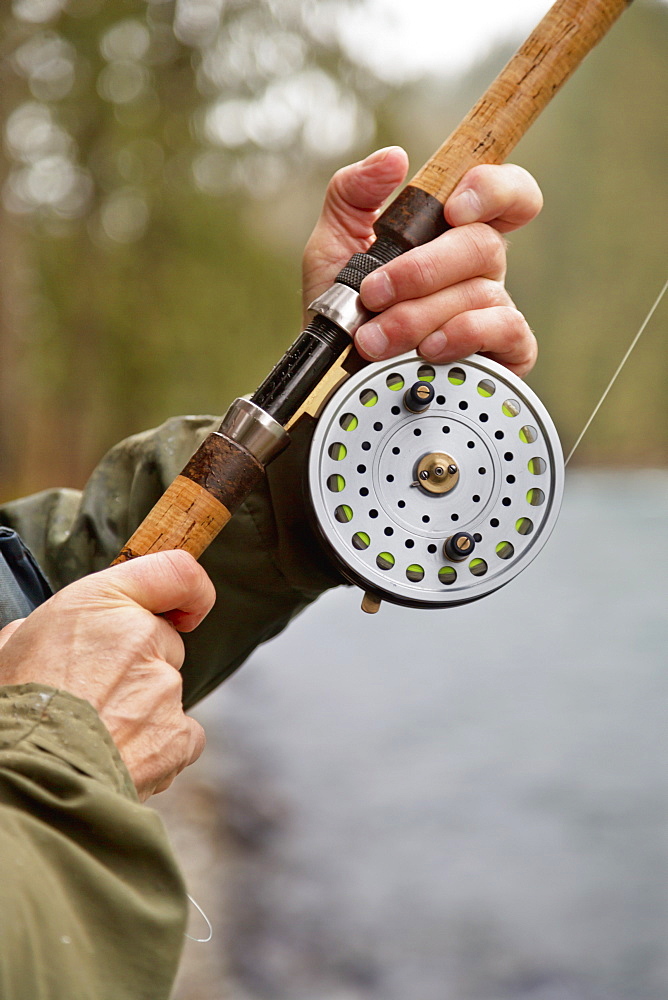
[319,146,409,236]
[82,550,216,633]
[0,619,26,651]
[303,147,410,310]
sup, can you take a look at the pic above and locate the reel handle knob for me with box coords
[444,532,476,562]
[404,381,435,413]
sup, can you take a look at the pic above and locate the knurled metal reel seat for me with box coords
[308,352,564,611]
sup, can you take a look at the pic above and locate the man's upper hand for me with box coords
[302,148,542,377]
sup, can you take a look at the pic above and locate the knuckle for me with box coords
[449,309,482,342]
[161,548,200,589]
[188,720,207,761]
[462,277,508,312]
[166,666,184,697]
[401,247,442,293]
[507,163,544,211]
[159,549,214,611]
[380,302,417,342]
[460,164,489,191]
[516,329,538,375]
[489,279,512,308]
[166,720,204,776]
[462,224,506,275]
[326,163,349,195]
[153,660,184,699]
[132,618,158,654]
[501,306,524,338]
[457,280,484,315]
[502,309,538,374]
[484,226,508,270]
[326,166,349,206]
[509,307,532,342]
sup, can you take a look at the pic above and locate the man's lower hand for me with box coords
[0,550,216,801]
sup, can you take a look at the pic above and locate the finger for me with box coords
[359,223,507,318]
[303,148,411,314]
[0,619,25,651]
[87,551,216,632]
[445,164,543,233]
[355,277,512,360]
[318,146,409,238]
[416,305,537,376]
[151,620,187,671]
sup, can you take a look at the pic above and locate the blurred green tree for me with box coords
[510,0,668,465]
[0,0,385,495]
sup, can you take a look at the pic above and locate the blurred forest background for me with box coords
[1,5,666,999]
[0,0,666,503]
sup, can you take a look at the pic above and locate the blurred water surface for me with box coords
[193,471,667,1000]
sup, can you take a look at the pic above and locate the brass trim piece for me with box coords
[361,591,382,614]
[415,452,459,494]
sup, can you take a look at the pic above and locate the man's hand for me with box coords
[302,147,542,376]
[0,550,215,801]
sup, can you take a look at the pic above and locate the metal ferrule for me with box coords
[308,282,371,337]
[218,397,290,466]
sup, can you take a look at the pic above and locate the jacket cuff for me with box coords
[0,684,136,800]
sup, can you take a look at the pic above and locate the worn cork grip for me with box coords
[113,475,231,563]
[113,432,264,563]
[400,0,631,211]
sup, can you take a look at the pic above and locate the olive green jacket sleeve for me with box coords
[0,683,187,1000]
[0,415,342,707]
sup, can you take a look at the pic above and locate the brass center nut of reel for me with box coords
[414,452,459,494]
[308,352,564,614]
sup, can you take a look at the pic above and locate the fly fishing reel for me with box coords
[308,353,564,612]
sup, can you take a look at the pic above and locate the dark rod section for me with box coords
[251,315,351,424]
[251,235,406,426]
[182,432,264,513]
[250,191,447,428]
[374,186,450,249]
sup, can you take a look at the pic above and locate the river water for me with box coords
[190,471,667,1000]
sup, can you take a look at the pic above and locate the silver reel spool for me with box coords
[308,353,564,611]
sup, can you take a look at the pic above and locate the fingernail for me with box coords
[361,270,395,310]
[356,322,389,359]
[363,145,404,167]
[447,188,482,225]
[364,146,394,163]
[419,330,448,360]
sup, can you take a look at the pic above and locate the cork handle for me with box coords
[112,432,264,564]
[112,476,231,564]
[412,0,631,203]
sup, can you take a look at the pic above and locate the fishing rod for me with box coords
[113,0,634,612]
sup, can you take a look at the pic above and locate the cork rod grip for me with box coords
[112,476,231,564]
[112,432,264,564]
[411,0,632,204]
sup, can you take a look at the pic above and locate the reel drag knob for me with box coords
[444,532,476,561]
[404,381,435,412]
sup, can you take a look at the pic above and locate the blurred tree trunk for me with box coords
[0,52,32,499]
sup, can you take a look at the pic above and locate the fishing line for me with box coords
[185,892,213,943]
[565,277,668,467]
